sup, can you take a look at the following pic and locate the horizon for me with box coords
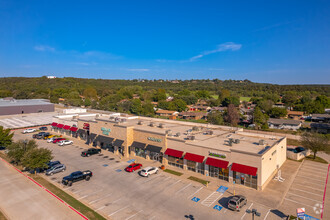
[1,1,330,84]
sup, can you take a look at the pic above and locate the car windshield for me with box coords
[229,200,237,205]
[141,170,146,172]
[128,165,133,168]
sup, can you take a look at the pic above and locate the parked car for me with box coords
[125,163,143,172]
[53,138,66,143]
[228,195,247,211]
[46,164,66,176]
[81,148,101,157]
[44,134,55,140]
[39,126,48,131]
[22,128,36,134]
[36,132,50,139]
[58,140,73,146]
[62,170,93,186]
[139,166,158,177]
[47,161,61,168]
[32,134,38,138]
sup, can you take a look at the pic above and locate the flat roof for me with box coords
[93,115,281,155]
[0,99,53,107]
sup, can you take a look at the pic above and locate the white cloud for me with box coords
[34,45,55,52]
[127,68,149,72]
[189,42,242,61]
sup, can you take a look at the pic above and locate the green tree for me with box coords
[222,97,240,107]
[217,89,230,102]
[83,87,98,100]
[257,100,274,112]
[21,148,53,171]
[178,95,198,105]
[152,89,166,101]
[0,126,14,147]
[84,98,92,107]
[195,90,210,99]
[142,102,155,116]
[301,132,329,159]
[168,99,187,112]
[207,111,224,125]
[7,140,38,164]
[157,100,170,110]
[130,99,143,115]
[267,107,287,118]
[282,91,298,108]
[315,95,330,108]
[253,107,269,129]
[178,89,191,96]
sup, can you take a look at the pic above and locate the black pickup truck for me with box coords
[81,148,101,157]
[62,170,93,186]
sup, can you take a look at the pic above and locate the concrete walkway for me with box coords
[0,158,83,220]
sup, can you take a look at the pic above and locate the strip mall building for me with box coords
[52,112,286,190]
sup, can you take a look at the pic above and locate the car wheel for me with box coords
[87,154,90,157]
[68,181,72,186]
[86,176,90,181]
[50,173,54,176]
[62,169,65,172]
[156,170,158,174]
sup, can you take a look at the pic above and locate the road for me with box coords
[0,157,83,220]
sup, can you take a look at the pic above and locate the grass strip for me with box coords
[188,176,210,186]
[29,175,106,220]
[163,169,183,176]
[301,155,328,164]
[0,210,7,220]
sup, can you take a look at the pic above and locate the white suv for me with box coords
[22,128,36,134]
[139,167,159,177]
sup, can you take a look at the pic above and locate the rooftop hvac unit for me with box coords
[120,118,127,123]
[149,122,154,127]
[165,130,172,135]
[138,121,143,125]
[159,123,164,128]
[228,139,233,146]
[187,136,195,140]
[175,132,181,137]
[259,139,265,145]
[234,139,240,144]
[115,117,120,122]
[192,126,200,131]
[205,130,213,135]
[110,116,115,120]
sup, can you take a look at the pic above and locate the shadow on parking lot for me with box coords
[184,214,195,220]
[218,196,232,209]
[271,209,288,218]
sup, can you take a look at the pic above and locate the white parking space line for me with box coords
[295,175,325,183]
[292,183,324,192]
[293,180,323,187]
[300,167,328,174]
[201,192,223,207]
[125,210,143,220]
[96,205,106,211]
[90,193,112,204]
[78,189,103,200]
[188,186,203,199]
[241,203,253,219]
[284,198,314,208]
[287,192,321,203]
[291,188,323,197]
[168,180,181,189]
[264,209,271,220]
[108,205,129,217]
[175,183,192,195]
[112,198,122,204]
[143,175,161,183]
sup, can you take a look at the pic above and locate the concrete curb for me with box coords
[0,157,89,220]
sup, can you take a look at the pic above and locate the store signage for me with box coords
[296,208,305,219]
[101,127,111,135]
[147,137,162,142]
[209,151,226,159]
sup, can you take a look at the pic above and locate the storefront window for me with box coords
[168,155,183,168]
[233,171,257,189]
[209,166,229,181]
[135,148,146,158]
[187,160,196,172]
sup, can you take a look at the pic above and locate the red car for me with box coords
[53,138,66,143]
[125,163,142,172]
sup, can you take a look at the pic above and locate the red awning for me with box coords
[63,125,71,130]
[56,124,64,128]
[206,157,229,169]
[184,153,204,163]
[231,163,258,176]
[70,127,78,132]
[51,122,58,126]
[164,148,184,158]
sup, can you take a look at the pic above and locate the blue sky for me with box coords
[0,0,329,84]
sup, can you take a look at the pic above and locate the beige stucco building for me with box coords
[51,112,286,191]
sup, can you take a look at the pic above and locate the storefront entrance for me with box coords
[233,171,257,189]
[168,155,184,168]
[209,166,229,181]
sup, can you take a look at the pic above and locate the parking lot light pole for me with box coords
[246,208,261,220]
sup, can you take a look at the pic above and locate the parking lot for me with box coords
[13,129,327,220]
[280,160,330,219]
[0,112,56,129]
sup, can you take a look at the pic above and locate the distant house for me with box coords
[311,114,330,123]
[287,110,304,120]
[240,108,254,123]
[310,123,330,134]
[189,105,211,112]
[273,102,285,108]
[166,96,174,102]
[132,94,140,99]
[196,100,208,106]
[210,106,227,113]
[268,118,302,130]
[47,76,56,79]
[156,110,179,117]
[179,111,207,120]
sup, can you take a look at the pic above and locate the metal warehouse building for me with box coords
[0,98,54,115]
